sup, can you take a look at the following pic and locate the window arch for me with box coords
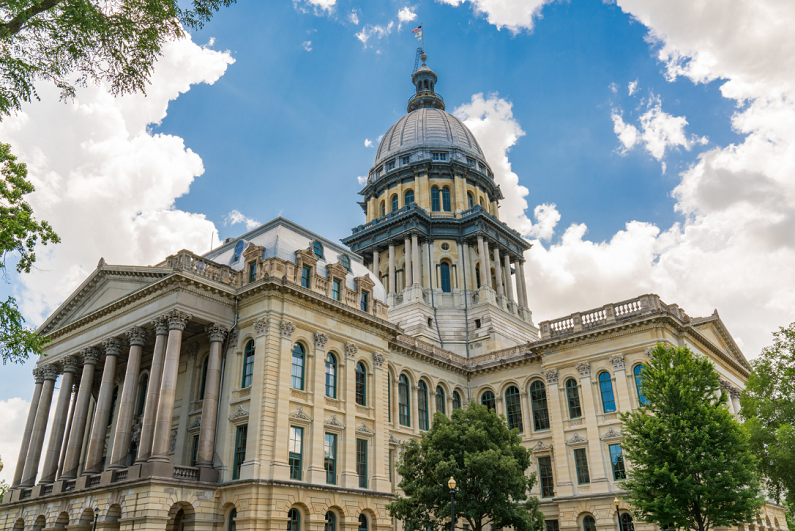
[325,512,335,531]
[325,353,337,399]
[452,391,462,410]
[404,190,414,205]
[431,186,441,211]
[356,362,367,406]
[228,509,237,531]
[436,386,446,415]
[291,343,306,390]
[358,515,368,531]
[481,390,495,411]
[566,378,582,418]
[418,380,429,430]
[442,187,451,211]
[399,374,410,426]
[505,386,523,432]
[583,516,596,531]
[634,364,647,405]
[440,262,451,293]
[313,241,324,259]
[287,509,300,531]
[599,371,616,413]
[619,514,633,531]
[391,194,399,212]
[530,381,550,430]
[480,197,485,207]
[136,372,149,416]
[467,192,474,209]
[242,340,255,388]
[200,355,209,399]
[380,201,385,217]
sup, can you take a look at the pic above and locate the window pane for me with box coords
[233,425,248,480]
[531,381,550,430]
[357,439,368,488]
[358,515,368,531]
[634,365,647,405]
[332,279,341,301]
[574,448,590,484]
[620,514,634,531]
[418,381,429,430]
[292,343,305,390]
[391,195,398,212]
[399,375,410,426]
[288,509,300,531]
[356,362,367,406]
[325,353,337,398]
[289,426,304,480]
[600,372,616,413]
[442,187,451,211]
[301,265,311,288]
[313,241,323,259]
[545,521,560,531]
[431,187,440,211]
[440,262,451,293]
[538,456,554,497]
[583,517,596,531]
[325,513,335,531]
[566,379,582,418]
[481,391,495,411]
[435,386,445,415]
[453,391,461,410]
[324,433,337,485]
[609,444,626,480]
[405,190,414,205]
[242,340,255,388]
[505,386,523,432]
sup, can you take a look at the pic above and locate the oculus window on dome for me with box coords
[340,254,351,272]
[232,240,245,263]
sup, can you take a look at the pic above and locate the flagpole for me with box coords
[422,23,425,52]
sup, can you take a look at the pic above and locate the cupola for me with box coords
[408,52,445,113]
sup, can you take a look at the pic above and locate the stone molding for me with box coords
[314,331,329,350]
[600,427,622,440]
[280,320,296,338]
[567,433,588,445]
[609,354,626,371]
[81,347,101,365]
[345,342,358,360]
[229,405,249,421]
[254,317,269,337]
[165,310,192,331]
[575,362,591,379]
[186,418,201,432]
[206,323,229,343]
[324,414,345,428]
[544,369,558,386]
[532,441,551,452]
[356,421,374,436]
[289,407,313,422]
[126,326,147,347]
[31,367,45,384]
[372,352,385,369]
[103,337,123,357]
[62,356,80,374]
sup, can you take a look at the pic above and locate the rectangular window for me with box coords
[387,373,392,423]
[301,265,311,288]
[191,435,199,467]
[332,278,341,300]
[233,425,248,480]
[324,433,337,485]
[573,448,590,484]
[609,444,626,480]
[289,426,304,480]
[388,449,394,483]
[401,156,410,165]
[356,439,368,488]
[248,261,257,283]
[538,456,554,497]
[432,152,447,161]
[545,521,560,531]
[360,290,369,312]
[467,157,475,166]
[386,160,395,171]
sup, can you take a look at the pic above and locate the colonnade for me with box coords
[375,234,529,308]
[10,310,229,490]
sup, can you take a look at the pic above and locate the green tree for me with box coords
[0,479,8,503]
[620,343,764,531]
[742,323,795,507]
[387,404,544,531]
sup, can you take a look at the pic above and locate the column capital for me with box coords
[151,316,169,336]
[40,364,60,380]
[102,337,123,357]
[314,331,328,350]
[609,354,626,371]
[280,320,295,338]
[254,317,269,337]
[62,356,81,374]
[80,347,101,365]
[126,326,147,347]
[32,367,45,384]
[345,342,358,360]
[372,352,385,369]
[544,369,558,386]
[206,323,229,343]
[575,362,591,379]
[165,309,192,331]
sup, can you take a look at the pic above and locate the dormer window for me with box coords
[341,255,351,272]
[432,152,447,161]
[232,240,244,263]
[248,262,257,283]
[401,156,410,165]
[386,160,396,171]
[360,290,370,312]
[313,241,324,259]
[301,265,312,288]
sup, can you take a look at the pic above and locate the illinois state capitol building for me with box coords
[1,54,789,531]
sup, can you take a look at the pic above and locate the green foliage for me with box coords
[620,343,764,531]
[387,403,545,531]
[0,479,8,503]
[742,323,795,507]
[0,0,236,117]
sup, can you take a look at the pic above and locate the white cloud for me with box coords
[0,35,234,324]
[294,0,336,15]
[398,7,418,30]
[355,22,394,47]
[348,10,359,25]
[611,110,640,153]
[224,210,260,231]
[302,40,313,51]
[357,176,368,186]
[628,79,638,95]
[0,396,32,484]
[437,0,553,33]
[609,82,618,93]
[364,138,374,148]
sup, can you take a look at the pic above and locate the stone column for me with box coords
[609,355,631,413]
[83,337,122,474]
[412,233,421,286]
[307,331,329,483]
[428,240,437,289]
[135,317,168,464]
[196,324,228,468]
[40,358,79,483]
[477,236,489,288]
[341,342,360,488]
[517,260,529,307]
[404,237,411,288]
[730,388,742,417]
[270,320,297,480]
[372,248,379,280]
[108,327,147,468]
[12,368,45,488]
[56,380,78,480]
[575,363,610,490]
[61,348,100,479]
[388,243,395,295]
[470,244,480,289]
[493,247,504,297]
[19,365,58,486]
[149,310,191,462]
[503,255,514,303]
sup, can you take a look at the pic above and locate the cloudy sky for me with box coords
[1,0,794,482]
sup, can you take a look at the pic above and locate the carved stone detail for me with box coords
[187,418,201,432]
[609,354,626,371]
[389,434,401,446]
[532,441,551,452]
[206,323,229,343]
[345,342,358,360]
[185,343,199,359]
[32,367,45,384]
[125,326,147,347]
[575,362,591,379]
[40,364,60,380]
[544,369,558,386]
[289,406,313,421]
[314,331,329,350]
[165,309,192,331]
[600,427,622,440]
[730,387,742,399]
[372,352,386,369]
[325,414,344,428]
[103,337,123,357]
[567,433,588,445]
[62,356,81,374]
[356,421,373,435]
[229,405,249,421]
[81,347,101,365]
[152,317,169,336]
[254,318,269,337]
[168,429,178,454]
[280,320,296,338]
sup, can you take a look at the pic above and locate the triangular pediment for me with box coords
[691,314,750,370]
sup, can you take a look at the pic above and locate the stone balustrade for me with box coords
[166,250,241,286]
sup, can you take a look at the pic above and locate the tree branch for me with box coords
[0,0,65,39]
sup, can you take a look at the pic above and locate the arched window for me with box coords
[431,186,440,211]
[619,514,633,531]
[530,381,550,430]
[325,353,337,399]
[452,391,462,410]
[399,374,410,426]
[291,343,306,390]
[505,386,523,432]
[634,365,647,405]
[391,194,399,212]
[380,201,385,217]
[242,340,255,388]
[200,356,209,399]
[481,390,495,411]
[358,515,368,531]
[287,509,300,531]
[418,381,429,430]
[467,192,474,209]
[325,513,335,531]
[583,516,596,531]
[341,255,351,272]
[356,362,367,406]
[228,509,237,531]
[599,372,616,413]
[480,198,485,207]
[566,378,582,418]
[442,187,451,211]
[136,373,149,416]
[435,386,446,414]
[313,241,324,259]
[440,262,451,293]
[404,190,414,205]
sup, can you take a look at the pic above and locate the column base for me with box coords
[305,466,327,484]
[340,471,361,489]
[198,468,218,483]
[141,461,174,479]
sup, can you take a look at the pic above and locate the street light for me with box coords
[92,508,99,531]
[448,477,457,531]
[614,498,621,531]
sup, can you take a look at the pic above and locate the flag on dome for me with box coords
[415,31,422,40]
[412,25,422,33]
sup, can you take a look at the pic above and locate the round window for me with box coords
[440,242,450,251]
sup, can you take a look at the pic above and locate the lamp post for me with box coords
[614,498,620,531]
[448,476,457,531]
[92,508,99,531]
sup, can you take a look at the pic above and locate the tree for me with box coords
[619,343,764,531]
[0,479,8,503]
[387,404,545,531]
[742,323,795,507]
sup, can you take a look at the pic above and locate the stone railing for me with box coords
[467,343,537,367]
[393,334,468,365]
[166,250,241,287]
[538,294,687,340]
[88,475,101,487]
[112,469,128,482]
[173,466,199,480]
[63,480,76,492]
[42,484,53,495]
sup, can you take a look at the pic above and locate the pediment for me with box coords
[38,264,170,335]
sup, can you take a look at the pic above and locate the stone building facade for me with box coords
[0,53,789,531]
